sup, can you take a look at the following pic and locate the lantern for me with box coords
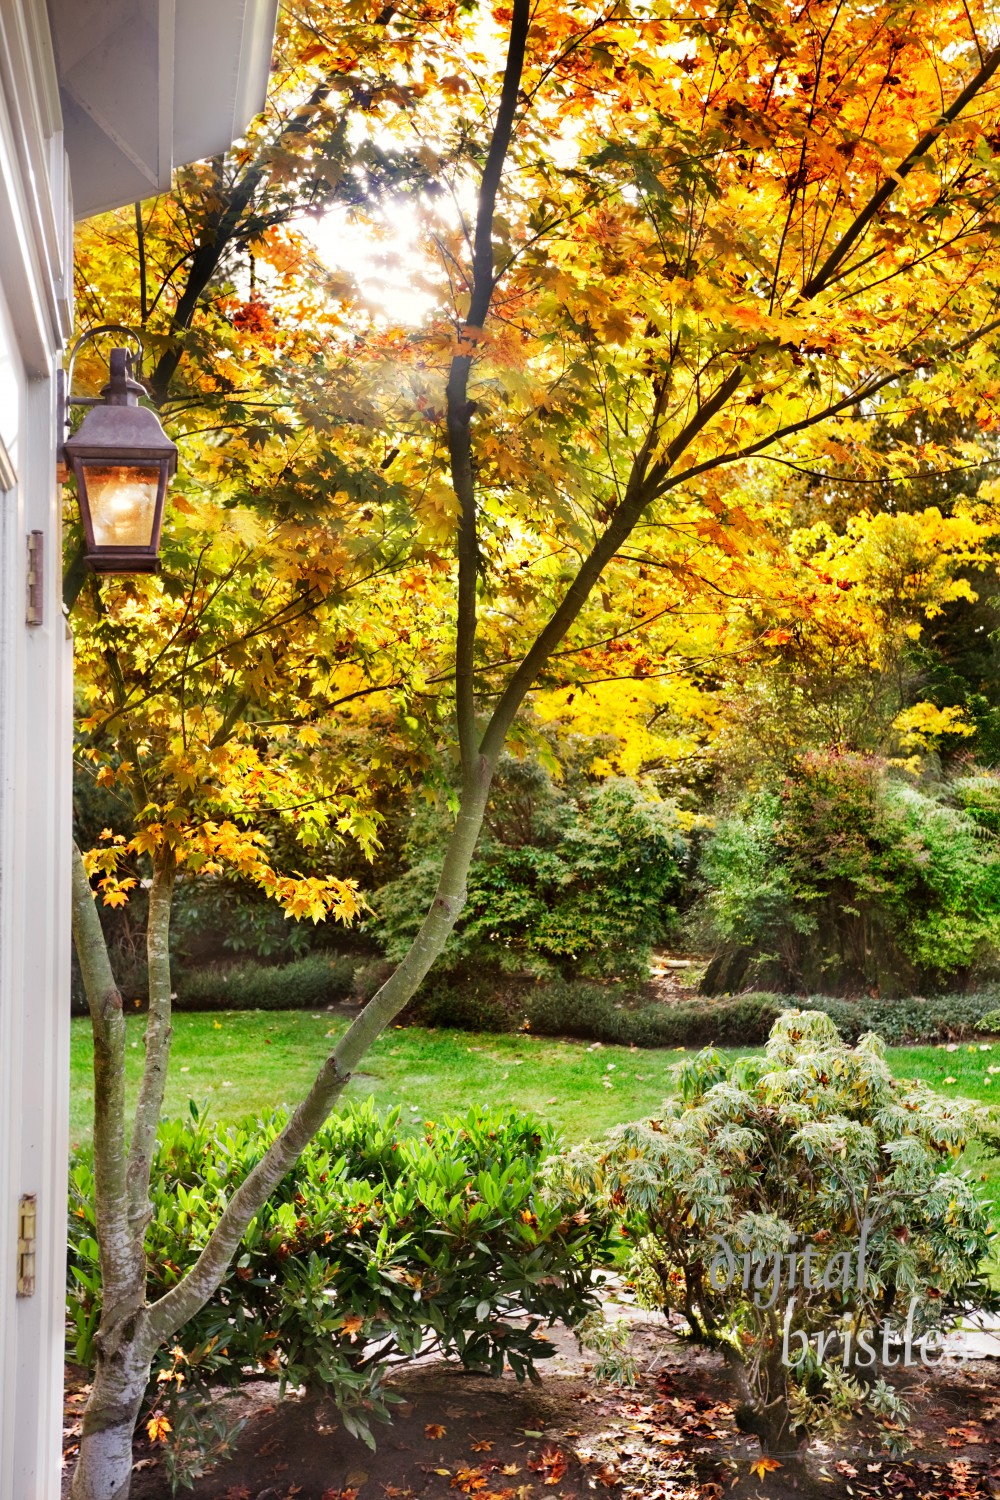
[63,347,177,574]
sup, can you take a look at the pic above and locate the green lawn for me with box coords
[69,1012,1000,1158]
[69,1010,707,1148]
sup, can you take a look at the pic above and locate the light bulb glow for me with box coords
[83,465,160,548]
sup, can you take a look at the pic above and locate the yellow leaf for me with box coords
[146,1414,172,1443]
[750,1457,782,1479]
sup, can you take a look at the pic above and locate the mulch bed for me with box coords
[63,1317,1000,1500]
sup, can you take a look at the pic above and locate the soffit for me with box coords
[45,0,278,220]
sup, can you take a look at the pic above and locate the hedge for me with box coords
[173,952,356,1012]
[522,981,1000,1049]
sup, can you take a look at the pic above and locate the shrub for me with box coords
[171,875,319,965]
[67,1104,612,1455]
[418,979,516,1033]
[523,983,999,1049]
[557,1011,995,1459]
[954,770,1000,836]
[377,758,688,983]
[698,752,1000,995]
[350,956,396,1005]
[173,953,356,1012]
[816,991,1000,1044]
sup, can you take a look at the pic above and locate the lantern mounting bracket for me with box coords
[58,325,148,445]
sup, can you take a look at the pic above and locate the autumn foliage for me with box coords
[64,3,1000,1496]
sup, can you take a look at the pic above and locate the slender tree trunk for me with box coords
[69,760,496,1499]
[126,853,176,1230]
[70,849,154,1500]
[70,10,531,1495]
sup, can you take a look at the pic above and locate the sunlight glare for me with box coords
[306,199,440,328]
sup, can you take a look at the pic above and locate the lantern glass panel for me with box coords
[82,464,161,548]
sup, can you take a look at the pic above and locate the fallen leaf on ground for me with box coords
[452,1467,489,1492]
[529,1445,568,1485]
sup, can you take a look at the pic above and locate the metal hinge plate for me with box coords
[26,530,43,626]
[17,1194,36,1297]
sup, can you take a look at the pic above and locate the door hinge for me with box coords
[17,1194,36,1297]
[26,530,43,626]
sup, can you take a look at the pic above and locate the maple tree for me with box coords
[67,0,1000,1496]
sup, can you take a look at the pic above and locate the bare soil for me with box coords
[63,1315,1000,1500]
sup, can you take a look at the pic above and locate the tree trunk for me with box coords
[69,760,496,1500]
[70,849,154,1500]
[71,1330,152,1500]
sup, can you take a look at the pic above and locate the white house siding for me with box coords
[0,3,74,1497]
[0,3,277,1491]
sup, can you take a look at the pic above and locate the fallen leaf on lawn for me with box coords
[750,1456,782,1479]
[425,1423,447,1440]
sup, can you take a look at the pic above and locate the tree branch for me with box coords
[799,46,1000,300]
[446,0,531,778]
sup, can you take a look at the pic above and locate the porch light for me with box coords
[63,343,177,574]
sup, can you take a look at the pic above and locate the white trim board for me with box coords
[0,434,15,492]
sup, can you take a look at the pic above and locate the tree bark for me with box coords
[70,847,153,1500]
[126,853,175,1230]
[70,1344,152,1500]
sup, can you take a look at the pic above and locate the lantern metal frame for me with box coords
[60,327,178,574]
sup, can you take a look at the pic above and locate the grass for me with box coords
[69,1011,1000,1150]
[68,1014,1000,1285]
[69,1010,710,1148]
